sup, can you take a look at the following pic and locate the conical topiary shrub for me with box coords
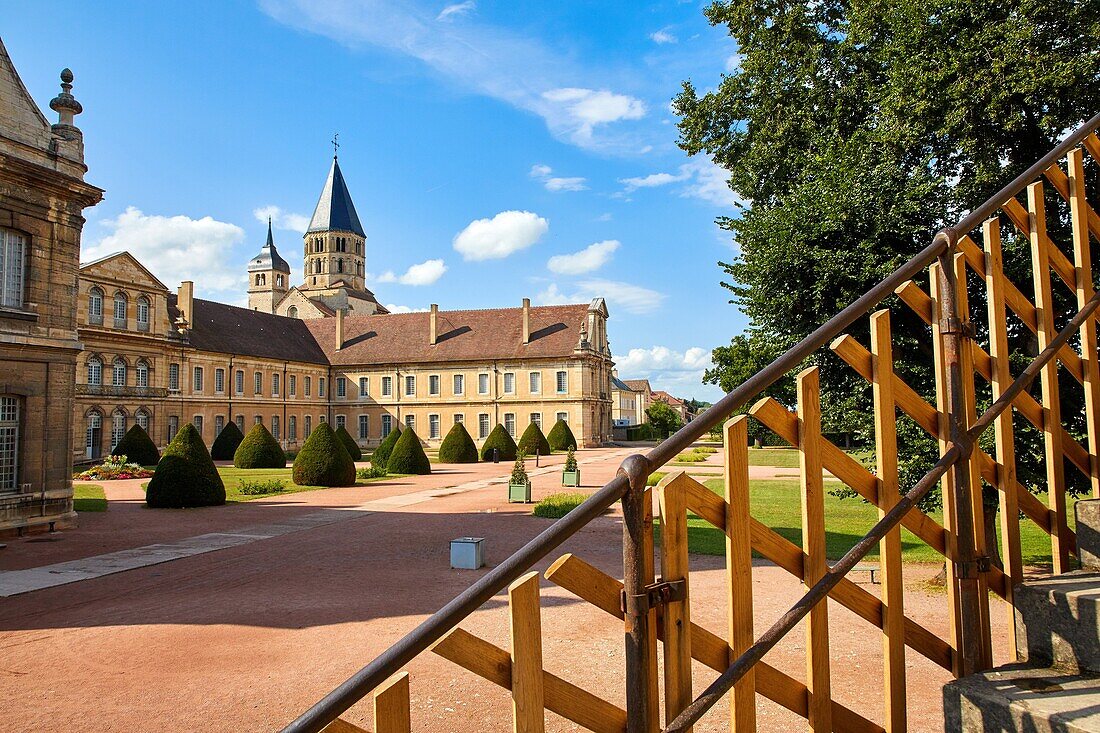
[438,421,478,463]
[335,425,363,461]
[111,424,160,466]
[371,424,401,468]
[386,427,432,475]
[518,421,551,457]
[146,422,225,507]
[547,419,577,452]
[233,423,286,468]
[292,422,356,487]
[210,421,244,461]
[480,424,518,462]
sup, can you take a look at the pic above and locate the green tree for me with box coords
[111,424,159,466]
[547,419,578,451]
[517,421,551,457]
[335,425,363,461]
[438,422,479,463]
[292,422,356,487]
[646,401,683,439]
[146,423,225,508]
[387,427,432,475]
[233,423,286,469]
[480,424,518,462]
[209,421,244,461]
[371,425,401,469]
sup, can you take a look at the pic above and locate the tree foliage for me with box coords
[387,427,432,475]
[481,424,518,462]
[518,421,551,457]
[438,421,479,463]
[292,422,356,487]
[646,400,683,438]
[111,424,159,466]
[233,423,286,469]
[210,421,244,461]
[371,425,401,468]
[335,425,363,461]
[146,423,225,508]
[547,419,578,451]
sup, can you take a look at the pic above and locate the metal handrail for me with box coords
[282,112,1100,733]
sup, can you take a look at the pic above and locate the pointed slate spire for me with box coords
[247,218,290,273]
[265,217,275,248]
[307,156,365,237]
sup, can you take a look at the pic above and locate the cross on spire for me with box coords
[332,132,340,158]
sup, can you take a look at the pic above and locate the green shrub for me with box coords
[674,451,707,463]
[480,424,517,462]
[547,419,578,451]
[564,446,578,472]
[209,421,244,460]
[292,422,356,487]
[356,464,388,479]
[284,450,298,461]
[510,453,529,484]
[237,479,286,495]
[646,471,667,487]
[111,424,160,466]
[146,423,226,508]
[518,421,551,457]
[532,492,588,519]
[386,427,432,475]
[372,425,401,468]
[625,423,657,441]
[233,423,286,468]
[438,421,479,463]
[693,446,718,455]
[335,425,363,461]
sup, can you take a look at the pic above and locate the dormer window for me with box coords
[0,228,25,309]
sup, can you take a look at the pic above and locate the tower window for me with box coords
[276,275,284,287]
[338,259,344,273]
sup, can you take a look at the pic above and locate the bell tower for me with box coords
[247,219,291,312]
[302,151,366,292]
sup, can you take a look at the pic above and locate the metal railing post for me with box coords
[936,237,989,676]
[619,454,658,732]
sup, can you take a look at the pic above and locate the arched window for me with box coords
[89,287,104,325]
[287,306,298,318]
[112,357,127,387]
[85,410,102,460]
[136,296,150,331]
[136,359,149,388]
[111,409,126,450]
[276,274,284,287]
[113,292,127,328]
[338,259,344,273]
[135,408,150,432]
[314,260,322,274]
[87,356,102,386]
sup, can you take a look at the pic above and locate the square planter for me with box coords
[508,481,532,503]
[561,470,581,487]
[450,537,485,569]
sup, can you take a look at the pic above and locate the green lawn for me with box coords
[73,483,107,512]
[660,478,1073,566]
[745,448,801,468]
[217,467,399,502]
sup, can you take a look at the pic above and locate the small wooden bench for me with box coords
[831,562,879,584]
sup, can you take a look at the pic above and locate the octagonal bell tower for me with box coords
[302,155,366,291]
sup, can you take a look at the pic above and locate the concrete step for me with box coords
[944,664,1100,732]
[1077,499,1100,571]
[1016,571,1100,674]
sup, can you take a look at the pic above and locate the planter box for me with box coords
[561,470,581,487]
[508,481,532,503]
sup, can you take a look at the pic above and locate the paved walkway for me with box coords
[0,449,633,597]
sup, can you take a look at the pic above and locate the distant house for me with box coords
[611,373,641,427]
[651,390,694,423]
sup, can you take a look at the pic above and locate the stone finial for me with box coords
[50,68,83,126]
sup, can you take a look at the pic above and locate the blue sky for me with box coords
[5,1,746,401]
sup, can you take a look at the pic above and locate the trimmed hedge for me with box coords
[210,421,244,460]
[371,425,401,468]
[547,419,578,451]
[111,424,159,466]
[292,422,356,487]
[438,422,479,463]
[518,421,551,457]
[386,427,432,475]
[480,424,517,462]
[233,423,286,468]
[335,425,363,461]
[146,423,225,507]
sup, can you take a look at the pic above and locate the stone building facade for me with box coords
[0,39,103,532]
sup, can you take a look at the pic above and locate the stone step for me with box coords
[1016,570,1100,674]
[1077,499,1100,571]
[944,665,1100,732]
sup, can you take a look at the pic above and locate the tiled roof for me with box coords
[248,221,291,273]
[308,303,590,365]
[652,390,684,406]
[623,379,652,392]
[610,376,632,391]
[307,157,365,236]
[169,295,329,364]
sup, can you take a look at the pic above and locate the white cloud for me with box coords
[547,240,619,275]
[529,163,587,192]
[453,210,548,261]
[597,212,613,222]
[615,345,714,396]
[384,303,430,313]
[436,0,475,21]
[618,156,741,208]
[619,171,690,190]
[83,207,246,299]
[650,29,678,44]
[725,53,744,73]
[536,278,665,315]
[260,0,649,151]
[253,205,310,233]
[376,258,448,286]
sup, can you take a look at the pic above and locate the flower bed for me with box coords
[77,455,154,481]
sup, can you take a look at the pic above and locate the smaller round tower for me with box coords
[247,219,291,312]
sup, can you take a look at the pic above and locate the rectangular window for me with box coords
[215,368,225,393]
[235,370,244,395]
[235,415,244,432]
[336,414,346,430]
[381,414,392,437]
[319,414,326,424]
[304,415,312,437]
[136,362,149,388]
[88,358,102,386]
[168,415,179,442]
[556,411,568,424]
[113,360,126,387]
[381,376,393,397]
[429,414,440,439]
[289,375,297,396]
[478,413,490,439]
[359,377,369,397]
[504,372,515,394]
[453,374,464,395]
[254,371,263,395]
[405,375,416,397]
[478,373,489,395]
[114,296,127,328]
[556,371,567,394]
[89,290,103,324]
[529,372,541,394]
[136,410,149,432]
[254,415,263,425]
[137,298,150,331]
[0,397,17,491]
[504,413,516,437]
[272,415,280,440]
[193,366,204,392]
[288,416,297,440]
[112,412,127,450]
[531,412,541,429]
[358,415,369,440]
[454,413,464,424]
[168,363,180,391]
[429,375,440,396]
[193,415,203,437]
[337,377,346,398]
[272,373,280,396]
[305,376,312,396]
[319,378,326,397]
[0,230,25,309]
[214,415,224,436]
[405,414,415,431]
